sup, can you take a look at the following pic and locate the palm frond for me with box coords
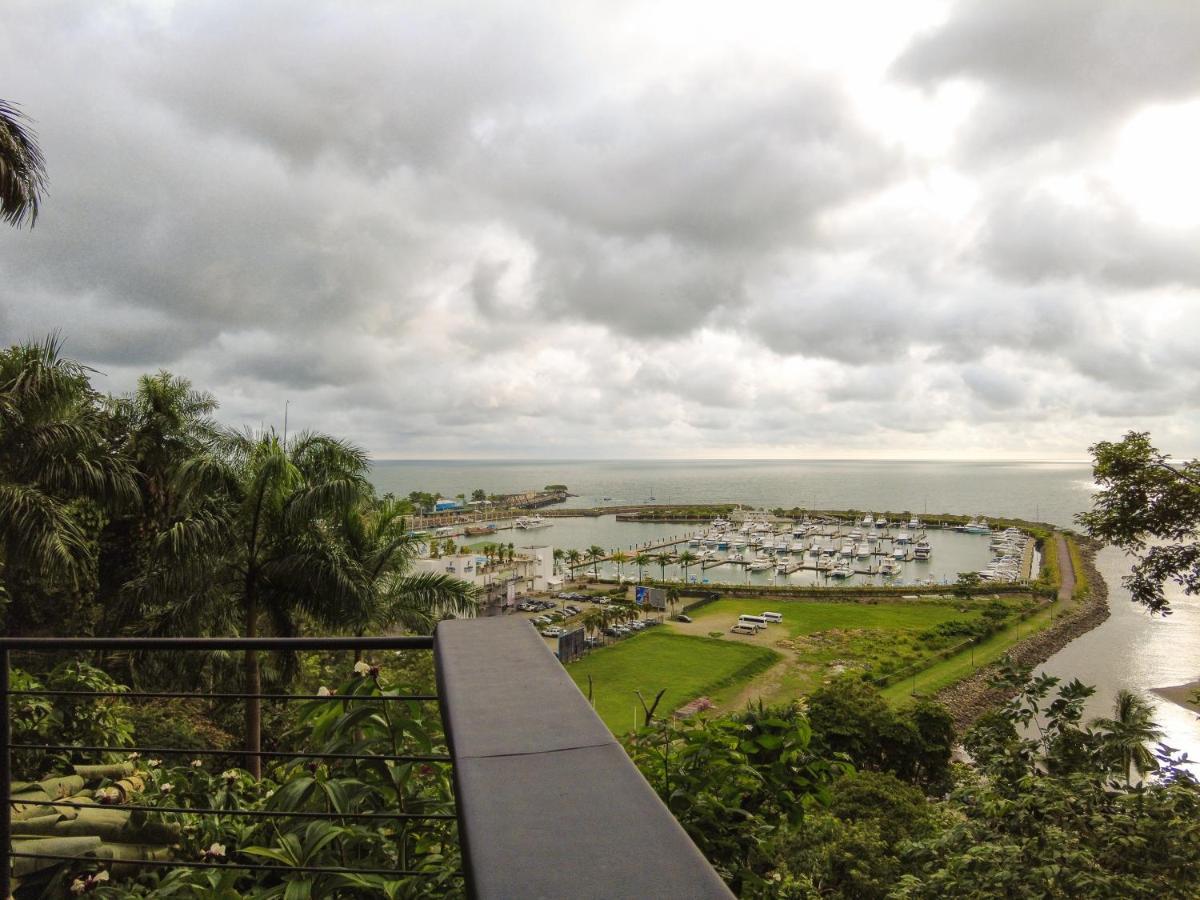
[0,99,47,227]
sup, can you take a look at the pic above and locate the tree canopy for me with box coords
[1078,431,1200,613]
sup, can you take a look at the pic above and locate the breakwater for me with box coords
[933,537,1110,732]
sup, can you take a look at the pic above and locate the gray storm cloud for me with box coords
[1,0,1199,458]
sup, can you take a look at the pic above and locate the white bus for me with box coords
[737,614,768,629]
[761,612,783,623]
[730,624,758,635]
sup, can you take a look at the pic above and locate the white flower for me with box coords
[190,759,203,768]
[126,751,141,761]
[317,685,332,696]
[147,759,162,768]
[160,782,174,794]
[353,660,372,677]
[221,769,239,783]
[94,873,110,884]
[69,878,86,895]
[200,842,226,861]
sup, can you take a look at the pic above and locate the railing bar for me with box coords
[9,743,451,762]
[8,689,439,701]
[10,798,456,820]
[8,853,461,877]
[0,636,434,651]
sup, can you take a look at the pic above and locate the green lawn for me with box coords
[688,598,976,637]
[881,602,1059,704]
[567,631,778,733]
[686,596,1042,707]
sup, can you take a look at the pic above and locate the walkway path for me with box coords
[1055,532,1075,603]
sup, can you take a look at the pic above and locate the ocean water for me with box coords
[370,459,1092,527]
[369,459,1200,757]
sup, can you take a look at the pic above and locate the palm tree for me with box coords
[677,550,698,583]
[1091,689,1164,786]
[611,550,629,582]
[553,548,564,575]
[159,428,372,777]
[587,545,606,580]
[108,371,221,535]
[0,100,47,228]
[339,496,478,655]
[0,337,137,630]
[666,587,681,617]
[566,548,582,578]
[634,552,651,583]
[654,552,672,582]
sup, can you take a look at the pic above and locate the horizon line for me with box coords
[367,456,1094,464]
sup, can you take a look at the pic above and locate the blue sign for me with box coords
[635,586,647,606]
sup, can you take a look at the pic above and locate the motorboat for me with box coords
[514,515,552,530]
[880,559,902,577]
[830,563,853,579]
[893,545,906,560]
[913,540,932,560]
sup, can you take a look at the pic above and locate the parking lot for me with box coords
[512,591,664,649]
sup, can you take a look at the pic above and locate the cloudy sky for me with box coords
[3,0,1200,459]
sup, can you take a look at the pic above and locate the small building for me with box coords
[435,498,463,512]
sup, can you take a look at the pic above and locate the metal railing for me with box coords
[0,636,458,897]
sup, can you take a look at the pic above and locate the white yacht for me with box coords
[514,515,552,530]
[855,543,872,559]
[913,540,932,560]
[830,562,853,579]
[862,514,875,527]
[880,558,902,577]
[895,530,911,545]
[893,545,906,560]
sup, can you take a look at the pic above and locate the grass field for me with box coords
[566,630,778,733]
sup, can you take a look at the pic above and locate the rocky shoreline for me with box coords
[934,537,1110,732]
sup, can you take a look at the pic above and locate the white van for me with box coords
[730,624,758,635]
[761,612,783,623]
[738,614,768,629]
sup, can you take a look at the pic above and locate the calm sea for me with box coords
[369,459,1092,527]
[369,459,1200,758]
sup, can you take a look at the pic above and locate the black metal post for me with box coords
[1,649,11,900]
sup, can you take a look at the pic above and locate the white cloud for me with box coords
[2,0,1200,459]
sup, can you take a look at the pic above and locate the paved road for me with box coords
[1055,532,1076,603]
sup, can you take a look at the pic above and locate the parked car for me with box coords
[541,627,564,638]
[531,616,551,625]
[674,614,692,623]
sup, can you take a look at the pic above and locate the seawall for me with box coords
[933,537,1110,732]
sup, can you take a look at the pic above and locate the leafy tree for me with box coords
[654,551,672,582]
[565,547,581,576]
[623,706,847,892]
[1078,431,1200,613]
[952,570,981,600]
[470,488,486,502]
[552,547,564,575]
[610,550,629,581]
[0,98,47,227]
